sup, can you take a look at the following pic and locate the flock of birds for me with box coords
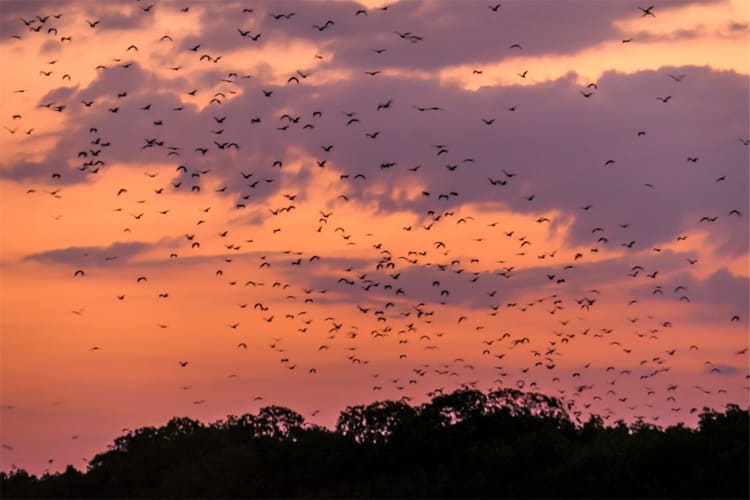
[2,0,749,472]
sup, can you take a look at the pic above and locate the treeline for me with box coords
[2,388,747,498]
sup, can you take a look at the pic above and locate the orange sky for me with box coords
[1,0,748,475]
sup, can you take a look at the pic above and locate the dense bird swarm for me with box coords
[1,0,748,478]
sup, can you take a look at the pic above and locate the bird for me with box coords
[377,99,393,110]
[313,20,334,31]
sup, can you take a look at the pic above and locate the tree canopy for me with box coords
[2,388,747,498]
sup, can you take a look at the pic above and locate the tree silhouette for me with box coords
[1,389,747,498]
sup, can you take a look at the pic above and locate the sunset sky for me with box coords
[1,0,748,475]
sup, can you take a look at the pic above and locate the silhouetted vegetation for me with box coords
[2,388,747,498]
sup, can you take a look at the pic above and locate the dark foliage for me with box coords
[2,388,747,498]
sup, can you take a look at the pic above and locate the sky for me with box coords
[0,0,748,475]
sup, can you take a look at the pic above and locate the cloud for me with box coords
[4,56,747,258]
[631,268,749,322]
[703,364,742,376]
[1,0,746,317]
[266,245,708,315]
[181,0,721,72]
[2,0,745,265]
[23,240,164,267]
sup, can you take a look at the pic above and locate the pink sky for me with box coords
[0,0,748,475]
